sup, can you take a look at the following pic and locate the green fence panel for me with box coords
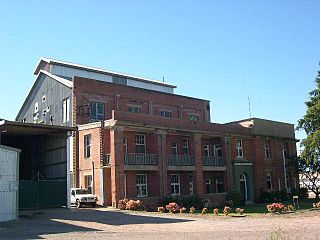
[39,180,66,208]
[19,181,39,209]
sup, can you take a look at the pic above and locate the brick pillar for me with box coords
[194,133,204,195]
[110,126,125,207]
[224,136,233,191]
[156,130,166,198]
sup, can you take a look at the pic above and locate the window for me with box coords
[90,102,104,121]
[204,145,210,157]
[160,110,172,118]
[128,106,141,113]
[206,179,212,193]
[136,174,147,197]
[34,102,39,113]
[170,174,180,195]
[267,173,272,190]
[135,134,146,154]
[84,134,92,158]
[216,178,224,193]
[172,142,178,155]
[188,174,193,195]
[123,138,128,154]
[214,144,222,157]
[264,140,271,159]
[63,97,70,123]
[84,175,93,193]
[189,114,199,122]
[112,76,127,85]
[42,95,46,102]
[182,138,189,155]
[283,142,289,158]
[236,139,243,158]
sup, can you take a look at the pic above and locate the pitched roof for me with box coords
[34,57,177,88]
[16,71,72,120]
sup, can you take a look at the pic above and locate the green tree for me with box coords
[297,67,320,199]
[297,69,320,163]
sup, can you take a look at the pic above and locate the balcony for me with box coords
[203,156,224,166]
[124,153,158,171]
[102,154,111,167]
[166,155,195,171]
[202,156,226,171]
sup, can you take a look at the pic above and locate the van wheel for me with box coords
[92,203,96,208]
[76,199,81,208]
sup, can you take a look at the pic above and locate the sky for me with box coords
[0,1,319,147]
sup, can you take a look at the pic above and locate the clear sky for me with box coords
[0,1,319,145]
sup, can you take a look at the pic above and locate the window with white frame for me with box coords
[34,102,39,113]
[160,110,172,118]
[90,101,105,121]
[170,174,180,195]
[264,140,271,159]
[189,113,199,122]
[123,138,128,154]
[63,97,70,123]
[84,175,93,193]
[135,134,146,154]
[204,145,210,156]
[172,142,178,155]
[205,179,212,193]
[182,138,189,155]
[128,106,141,113]
[214,144,222,157]
[188,174,193,195]
[267,173,272,190]
[84,134,92,158]
[216,178,224,193]
[236,139,243,158]
[136,174,147,197]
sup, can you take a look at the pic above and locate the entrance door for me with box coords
[239,173,248,201]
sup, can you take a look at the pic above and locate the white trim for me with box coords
[240,173,248,200]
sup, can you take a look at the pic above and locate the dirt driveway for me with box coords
[1,208,319,240]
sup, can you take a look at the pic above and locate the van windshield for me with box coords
[76,189,90,194]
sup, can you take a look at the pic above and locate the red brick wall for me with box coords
[73,77,210,125]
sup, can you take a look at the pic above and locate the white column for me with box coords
[66,135,73,209]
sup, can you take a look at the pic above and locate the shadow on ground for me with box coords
[0,208,193,240]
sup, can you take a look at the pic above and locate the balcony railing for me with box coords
[125,153,158,165]
[166,155,195,166]
[103,154,111,166]
[202,156,224,166]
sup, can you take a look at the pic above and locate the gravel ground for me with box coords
[1,207,320,240]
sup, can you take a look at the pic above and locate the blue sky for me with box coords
[0,1,319,145]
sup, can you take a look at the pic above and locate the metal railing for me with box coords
[103,154,111,166]
[202,156,224,166]
[124,153,158,165]
[166,155,195,166]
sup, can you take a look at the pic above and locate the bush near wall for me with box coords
[160,195,204,209]
[228,191,242,207]
[258,188,308,203]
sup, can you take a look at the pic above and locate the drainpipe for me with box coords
[92,161,95,195]
[282,150,288,192]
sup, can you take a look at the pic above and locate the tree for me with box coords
[297,67,320,199]
[298,156,320,199]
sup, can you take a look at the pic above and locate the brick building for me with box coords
[17,58,298,207]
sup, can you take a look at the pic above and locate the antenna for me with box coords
[246,77,252,118]
[162,77,165,83]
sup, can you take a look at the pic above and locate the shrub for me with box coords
[290,188,308,199]
[126,199,144,211]
[223,206,231,215]
[235,208,245,215]
[157,206,165,213]
[201,208,208,214]
[266,203,286,213]
[228,190,242,206]
[189,206,196,214]
[166,202,180,213]
[179,207,187,213]
[313,201,320,208]
[118,198,128,210]
[258,190,289,203]
[224,200,233,208]
[213,208,219,215]
[160,196,204,209]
